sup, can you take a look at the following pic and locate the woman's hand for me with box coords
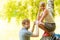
[38,21,44,25]
[38,16,41,20]
[38,6,41,11]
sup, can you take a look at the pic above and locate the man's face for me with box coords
[24,22,30,29]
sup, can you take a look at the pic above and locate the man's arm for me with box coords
[25,22,39,37]
[29,22,35,32]
[31,24,39,37]
[25,25,39,37]
[30,21,39,37]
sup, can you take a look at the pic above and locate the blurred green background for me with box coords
[0,0,60,40]
[0,0,60,22]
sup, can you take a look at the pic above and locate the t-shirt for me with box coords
[42,10,55,36]
[45,12,55,23]
[19,28,32,40]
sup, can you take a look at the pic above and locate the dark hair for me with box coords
[22,19,30,26]
[40,2,45,7]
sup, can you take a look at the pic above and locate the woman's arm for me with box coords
[38,9,49,32]
[39,9,48,22]
[37,6,41,20]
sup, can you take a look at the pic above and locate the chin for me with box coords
[28,27,30,28]
[27,27,30,29]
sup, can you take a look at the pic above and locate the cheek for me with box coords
[28,25,30,28]
[41,7,44,9]
[25,25,27,27]
[28,25,30,27]
[26,25,30,27]
[40,6,44,9]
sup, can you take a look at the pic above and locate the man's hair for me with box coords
[22,19,30,26]
[40,2,46,7]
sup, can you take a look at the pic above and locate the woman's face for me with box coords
[39,2,46,10]
[40,5,45,10]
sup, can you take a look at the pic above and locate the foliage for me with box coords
[54,0,60,16]
[0,0,60,23]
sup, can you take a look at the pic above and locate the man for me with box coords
[19,19,39,40]
[37,2,56,40]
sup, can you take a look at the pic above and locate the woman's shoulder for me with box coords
[43,9,49,15]
[44,9,49,12]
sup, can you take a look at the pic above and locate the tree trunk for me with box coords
[47,0,54,16]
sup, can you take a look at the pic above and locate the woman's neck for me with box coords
[43,8,45,11]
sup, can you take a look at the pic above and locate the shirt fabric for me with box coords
[44,11,55,23]
[19,27,32,40]
[42,11,55,36]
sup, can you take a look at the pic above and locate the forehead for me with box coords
[40,2,45,6]
[25,22,30,24]
[40,2,45,5]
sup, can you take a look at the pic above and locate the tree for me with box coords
[0,0,60,23]
[47,0,54,16]
[4,0,41,22]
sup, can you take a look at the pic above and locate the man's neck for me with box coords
[26,28,28,30]
[23,27,28,30]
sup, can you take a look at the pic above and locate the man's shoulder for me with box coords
[20,28,28,33]
[20,29,27,35]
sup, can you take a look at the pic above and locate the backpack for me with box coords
[52,34,60,40]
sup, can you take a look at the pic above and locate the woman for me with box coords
[37,2,56,40]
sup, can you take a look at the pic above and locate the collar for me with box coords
[22,27,28,30]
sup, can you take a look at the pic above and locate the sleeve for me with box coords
[24,31,33,36]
